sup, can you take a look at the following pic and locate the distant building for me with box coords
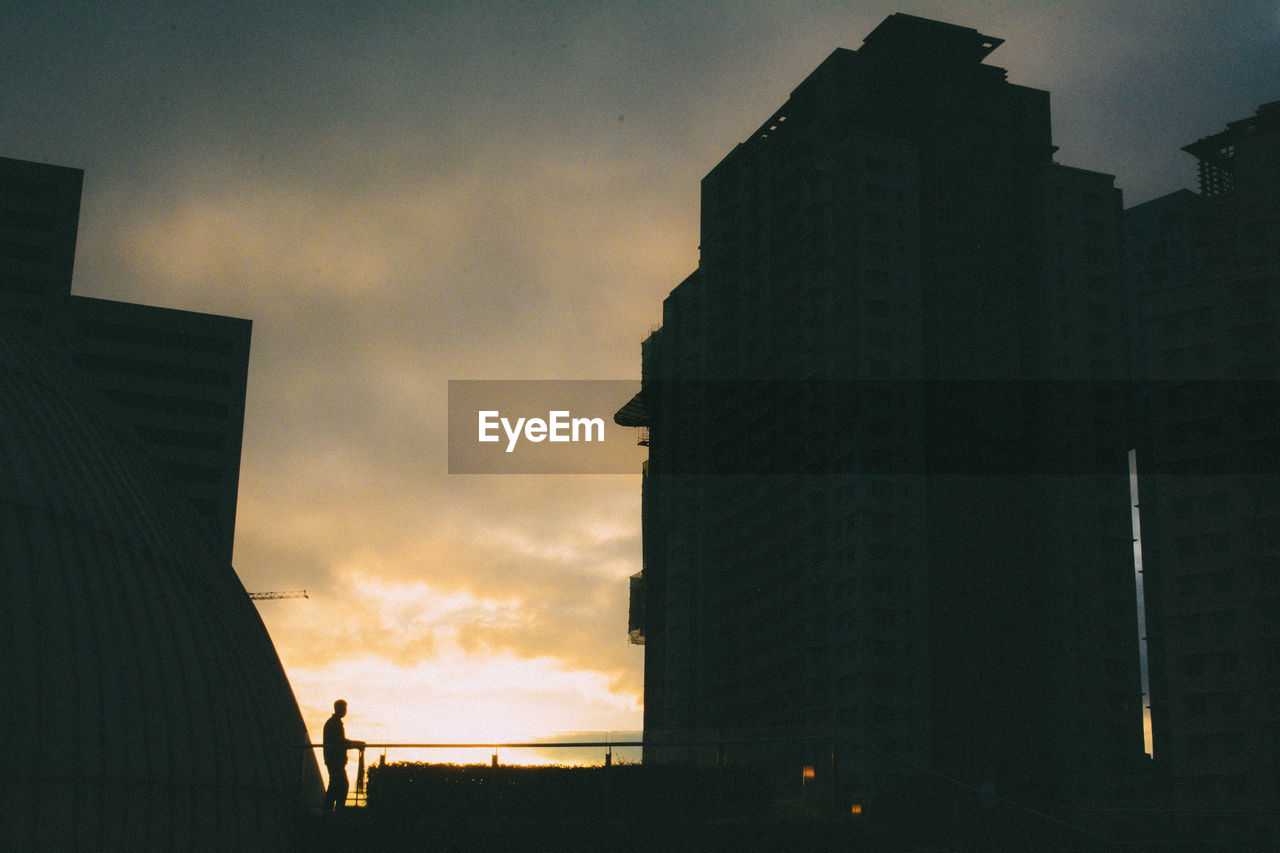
[1129,101,1280,814]
[1,156,250,563]
[620,14,1144,815]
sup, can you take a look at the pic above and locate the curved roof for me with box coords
[0,317,321,849]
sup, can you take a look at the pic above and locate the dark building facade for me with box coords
[1128,101,1280,813]
[1,155,250,563]
[0,315,320,849]
[1,154,319,845]
[1,156,83,318]
[620,14,1145,813]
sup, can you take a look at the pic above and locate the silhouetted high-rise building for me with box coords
[619,14,1145,814]
[0,156,82,318]
[1,155,250,563]
[1,154,318,846]
[1129,101,1280,814]
[0,313,319,850]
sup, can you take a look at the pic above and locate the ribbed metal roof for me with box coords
[613,390,649,427]
[0,317,321,849]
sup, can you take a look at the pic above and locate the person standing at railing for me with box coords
[322,699,366,815]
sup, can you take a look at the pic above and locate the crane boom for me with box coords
[248,589,309,600]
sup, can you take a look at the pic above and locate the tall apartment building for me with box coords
[1128,101,1280,813]
[1,156,250,563]
[619,14,1145,812]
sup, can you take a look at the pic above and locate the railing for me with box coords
[310,738,646,808]
[307,735,1280,848]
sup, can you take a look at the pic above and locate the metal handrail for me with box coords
[306,736,1232,846]
[310,739,646,807]
[310,741,643,750]
[303,737,1280,846]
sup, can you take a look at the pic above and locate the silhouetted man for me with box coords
[322,699,365,814]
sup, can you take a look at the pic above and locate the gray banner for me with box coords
[448,380,646,474]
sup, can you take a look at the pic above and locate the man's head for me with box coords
[334,699,347,717]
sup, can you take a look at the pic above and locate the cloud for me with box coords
[268,562,644,748]
[10,0,1278,751]
[242,471,645,700]
[288,648,642,747]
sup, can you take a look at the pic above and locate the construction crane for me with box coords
[248,589,309,600]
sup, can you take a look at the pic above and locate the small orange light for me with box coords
[802,765,815,781]
[850,803,863,816]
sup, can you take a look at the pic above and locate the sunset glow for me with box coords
[6,1,1276,759]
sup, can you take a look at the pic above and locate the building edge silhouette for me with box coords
[621,13,1279,838]
[1127,99,1280,821]
[1,155,251,566]
[1,156,321,848]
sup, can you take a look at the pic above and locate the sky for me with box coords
[5,0,1277,760]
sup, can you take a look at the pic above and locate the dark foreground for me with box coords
[292,763,1278,852]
